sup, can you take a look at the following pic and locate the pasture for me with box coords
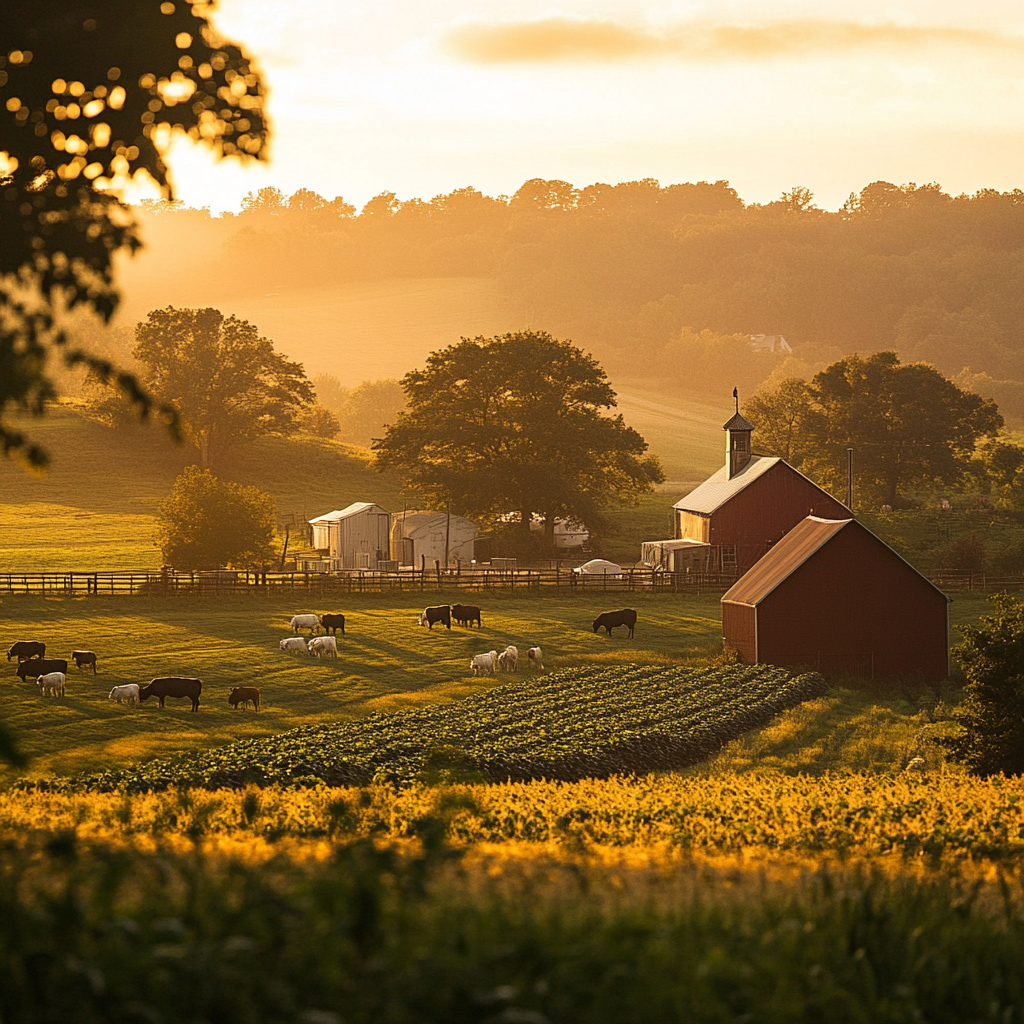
[0,590,724,784]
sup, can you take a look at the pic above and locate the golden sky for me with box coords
[161,0,1024,211]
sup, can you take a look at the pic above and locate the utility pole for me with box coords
[444,497,451,567]
[846,448,854,510]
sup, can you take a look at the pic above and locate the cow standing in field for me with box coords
[108,684,140,705]
[592,609,638,638]
[280,637,308,653]
[451,604,482,628]
[320,613,346,635]
[527,647,544,671]
[36,672,66,697]
[471,651,498,677]
[497,646,518,672]
[7,640,45,662]
[228,686,261,711]
[308,636,338,658]
[289,614,319,635]
[17,658,68,681]
[71,650,98,673]
[139,677,202,712]
[418,605,451,630]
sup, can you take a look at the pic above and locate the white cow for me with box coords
[471,651,498,677]
[527,647,544,671]
[308,636,338,658]
[37,672,66,697]
[497,645,519,672]
[108,683,140,705]
[289,614,319,635]
[280,636,308,653]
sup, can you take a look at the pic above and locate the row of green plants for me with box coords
[25,665,828,792]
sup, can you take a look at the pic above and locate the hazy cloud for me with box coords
[441,15,1024,64]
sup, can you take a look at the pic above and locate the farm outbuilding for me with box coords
[309,502,392,569]
[721,516,950,680]
[669,410,850,576]
[390,510,477,567]
[640,538,711,573]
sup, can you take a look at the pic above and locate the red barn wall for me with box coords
[755,525,949,680]
[708,464,849,575]
[721,602,756,664]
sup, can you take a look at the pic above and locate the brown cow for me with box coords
[592,609,637,638]
[451,603,482,628]
[228,686,261,711]
[72,650,98,674]
[139,676,202,712]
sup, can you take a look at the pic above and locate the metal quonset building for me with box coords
[671,411,850,576]
[309,502,392,569]
[390,510,477,567]
[721,516,950,680]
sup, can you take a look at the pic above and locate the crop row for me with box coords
[25,664,827,792]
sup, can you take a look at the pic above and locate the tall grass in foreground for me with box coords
[1,828,1022,1024]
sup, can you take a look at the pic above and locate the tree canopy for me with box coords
[1,2,267,465]
[157,466,277,571]
[132,307,314,469]
[744,352,1002,505]
[374,331,664,545]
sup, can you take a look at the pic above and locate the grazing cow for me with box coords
[289,614,319,635]
[451,603,482,628]
[279,637,308,653]
[139,677,202,712]
[71,650,98,674]
[308,636,338,658]
[36,672,66,697]
[497,645,519,672]
[320,613,346,636]
[527,647,544,671]
[417,605,451,630]
[108,684,140,705]
[17,658,69,681]
[471,651,498,677]
[228,686,261,711]
[7,640,45,662]
[592,609,638,638]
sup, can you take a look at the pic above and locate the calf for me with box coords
[527,646,544,671]
[108,684,140,706]
[592,609,638,638]
[289,614,319,635]
[36,672,66,697]
[308,636,338,658]
[139,676,202,712]
[17,658,68,681]
[228,686,261,711]
[72,650,98,674]
[451,603,482,628]
[497,645,519,672]
[7,640,45,663]
[418,605,451,630]
[319,613,346,635]
[280,637,308,653]
[471,651,498,677]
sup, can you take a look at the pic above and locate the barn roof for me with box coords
[309,502,389,524]
[721,516,948,607]
[673,456,782,515]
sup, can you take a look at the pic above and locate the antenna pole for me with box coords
[846,448,853,510]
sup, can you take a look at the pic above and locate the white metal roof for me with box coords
[642,538,711,551]
[309,502,389,525]
[673,456,782,516]
[395,511,477,539]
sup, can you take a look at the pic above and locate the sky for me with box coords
[159,0,1024,213]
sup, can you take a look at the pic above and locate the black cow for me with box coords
[592,609,637,638]
[320,613,346,635]
[7,640,45,663]
[72,650,98,674]
[418,605,451,630]
[139,677,202,712]
[451,603,482,628]
[17,657,69,680]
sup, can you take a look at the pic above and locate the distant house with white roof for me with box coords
[309,502,392,569]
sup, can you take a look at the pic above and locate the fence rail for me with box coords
[0,568,1019,597]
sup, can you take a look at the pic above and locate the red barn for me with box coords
[721,516,950,680]
[672,411,850,575]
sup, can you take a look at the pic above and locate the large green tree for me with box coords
[132,307,314,469]
[374,331,663,546]
[1,2,268,466]
[745,352,1002,505]
[157,466,277,571]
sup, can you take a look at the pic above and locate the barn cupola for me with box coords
[723,388,754,479]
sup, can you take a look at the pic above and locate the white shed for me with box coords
[641,538,712,573]
[391,510,477,567]
[309,502,392,569]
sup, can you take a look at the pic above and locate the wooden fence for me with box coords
[0,568,1019,598]
[0,566,739,597]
